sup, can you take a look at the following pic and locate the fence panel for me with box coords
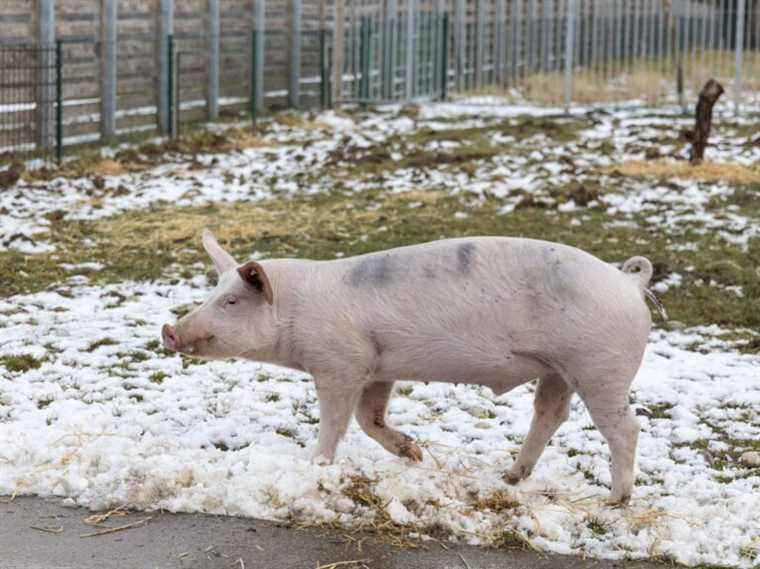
[1,0,759,160]
[0,44,60,160]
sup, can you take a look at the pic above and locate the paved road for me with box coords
[1,496,661,569]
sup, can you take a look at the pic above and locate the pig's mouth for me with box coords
[161,324,215,355]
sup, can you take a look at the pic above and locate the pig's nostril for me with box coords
[162,324,180,350]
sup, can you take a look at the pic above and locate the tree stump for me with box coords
[689,79,724,165]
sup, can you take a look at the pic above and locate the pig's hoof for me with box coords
[503,465,530,485]
[605,493,631,508]
[399,441,423,463]
[311,453,334,466]
[503,471,521,485]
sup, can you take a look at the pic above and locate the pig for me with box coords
[162,229,656,504]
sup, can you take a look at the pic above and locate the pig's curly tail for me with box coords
[622,256,667,321]
[621,256,653,285]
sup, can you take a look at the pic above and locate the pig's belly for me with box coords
[373,348,554,395]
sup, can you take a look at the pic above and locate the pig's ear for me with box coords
[202,229,236,274]
[237,261,274,305]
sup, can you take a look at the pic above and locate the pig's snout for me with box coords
[162,324,181,352]
[161,323,214,355]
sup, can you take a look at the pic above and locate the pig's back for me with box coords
[338,236,634,312]
[346,237,641,340]
[291,237,649,384]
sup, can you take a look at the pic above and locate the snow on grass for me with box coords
[0,280,758,566]
[2,98,758,253]
[1,97,759,565]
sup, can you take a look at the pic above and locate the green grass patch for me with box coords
[0,354,43,373]
[85,338,118,352]
[149,371,168,384]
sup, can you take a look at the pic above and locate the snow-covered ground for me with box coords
[0,279,758,566]
[1,98,759,566]
[2,100,759,253]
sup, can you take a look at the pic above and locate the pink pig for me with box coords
[163,229,656,504]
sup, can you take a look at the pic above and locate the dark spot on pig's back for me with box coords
[456,242,476,274]
[348,254,393,287]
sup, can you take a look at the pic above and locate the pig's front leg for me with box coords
[355,381,423,462]
[311,377,363,464]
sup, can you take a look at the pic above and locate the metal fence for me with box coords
[336,0,760,111]
[0,0,758,160]
[336,12,450,104]
[441,0,760,111]
[0,43,62,161]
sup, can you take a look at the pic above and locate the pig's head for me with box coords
[161,229,276,361]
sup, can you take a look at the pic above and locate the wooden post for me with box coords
[688,79,724,165]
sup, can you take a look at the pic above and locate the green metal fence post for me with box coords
[167,34,174,137]
[360,16,371,105]
[319,28,327,108]
[55,39,63,165]
[366,16,372,102]
[326,34,333,108]
[251,29,258,126]
[441,13,449,100]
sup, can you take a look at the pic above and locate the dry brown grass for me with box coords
[457,51,760,105]
[271,112,343,133]
[522,70,668,106]
[609,159,760,185]
[93,198,385,256]
[90,159,128,176]
[467,489,521,514]
[93,187,449,258]
[225,127,270,149]
[393,188,443,205]
[457,69,669,105]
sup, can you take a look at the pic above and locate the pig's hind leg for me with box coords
[562,355,642,505]
[355,381,423,462]
[503,373,572,485]
[576,380,640,505]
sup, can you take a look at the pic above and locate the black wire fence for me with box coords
[0,43,62,164]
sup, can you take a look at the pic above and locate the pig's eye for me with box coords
[225,295,238,306]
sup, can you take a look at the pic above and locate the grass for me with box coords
[85,338,118,352]
[461,51,760,106]
[610,160,760,185]
[2,178,759,330]
[586,516,610,536]
[468,489,520,514]
[338,474,470,548]
[149,371,168,384]
[0,354,43,373]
